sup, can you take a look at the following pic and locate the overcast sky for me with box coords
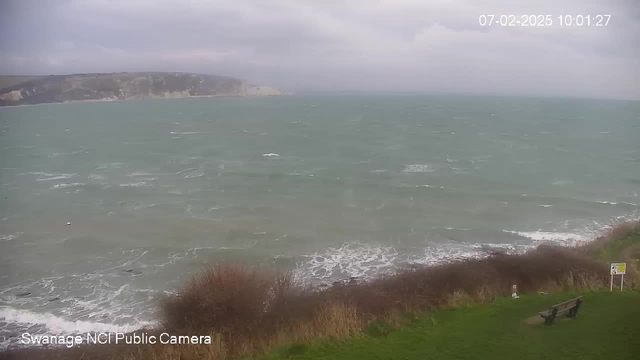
[1,0,638,99]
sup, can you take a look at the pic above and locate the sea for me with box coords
[0,95,639,349]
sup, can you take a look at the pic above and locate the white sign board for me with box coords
[610,263,626,275]
[610,263,627,292]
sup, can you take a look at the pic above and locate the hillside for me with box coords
[3,222,638,359]
[0,72,283,106]
[0,75,43,90]
[263,291,640,360]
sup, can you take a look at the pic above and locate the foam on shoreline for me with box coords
[0,307,156,350]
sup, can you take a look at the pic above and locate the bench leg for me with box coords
[545,308,558,325]
[568,299,582,318]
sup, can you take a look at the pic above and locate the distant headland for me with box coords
[0,72,284,106]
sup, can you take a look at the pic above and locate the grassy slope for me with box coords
[265,291,640,360]
[265,227,640,360]
[584,224,640,287]
[587,228,640,263]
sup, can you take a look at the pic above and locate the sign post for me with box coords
[610,263,626,292]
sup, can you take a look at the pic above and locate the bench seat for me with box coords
[538,296,583,325]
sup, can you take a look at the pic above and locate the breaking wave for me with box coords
[403,164,434,173]
[0,307,155,350]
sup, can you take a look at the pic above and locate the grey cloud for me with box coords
[0,0,638,99]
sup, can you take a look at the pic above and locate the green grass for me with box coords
[263,291,640,360]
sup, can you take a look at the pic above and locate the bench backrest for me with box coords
[551,296,582,310]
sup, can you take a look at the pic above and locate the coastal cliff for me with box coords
[0,72,283,106]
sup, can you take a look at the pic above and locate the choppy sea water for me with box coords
[0,95,639,349]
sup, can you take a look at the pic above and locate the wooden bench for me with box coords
[538,296,583,325]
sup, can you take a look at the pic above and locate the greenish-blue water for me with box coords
[0,95,638,348]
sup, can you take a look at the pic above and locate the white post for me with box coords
[621,274,624,291]
[610,274,613,292]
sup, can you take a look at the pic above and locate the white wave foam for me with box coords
[370,169,388,173]
[449,167,469,174]
[96,162,124,170]
[593,201,638,207]
[169,131,209,135]
[294,240,538,284]
[175,167,198,175]
[417,184,444,189]
[51,183,84,189]
[48,150,86,158]
[296,219,633,284]
[183,169,204,178]
[119,182,148,187]
[540,204,553,208]
[96,163,124,170]
[0,307,154,336]
[552,180,574,186]
[415,242,530,265]
[129,203,159,210]
[403,164,434,173]
[127,171,155,177]
[503,230,589,243]
[470,243,522,251]
[0,233,20,242]
[296,243,398,281]
[263,153,280,157]
[87,174,105,180]
[35,173,76,182]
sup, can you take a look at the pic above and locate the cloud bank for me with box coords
[1,0,638,99]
